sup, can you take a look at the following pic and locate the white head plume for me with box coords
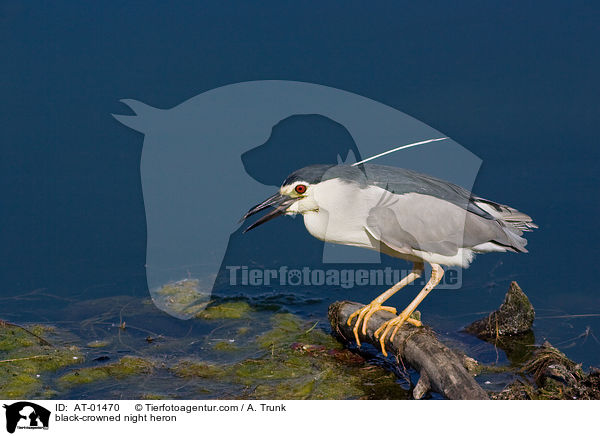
[351,137,449,166]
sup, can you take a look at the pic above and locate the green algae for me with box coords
[171,360,226,378]
[154,279,211,317]
[1,373,43,398]
[0,328,37,351]
[161,311,408,399]
[58,356,154,387]
[29,324,56,336]
[86,339,111,348]
[141,393,168,400]
[229,312,407,399]
[0,322,82,398]
[196,301,253,320]
[231,342,406,399]
[236,326,250,335]
[157,280,201,306]
[0,298,420,399]
[212,341,238,351]
[256,313,339,350]
[233,357,304,381]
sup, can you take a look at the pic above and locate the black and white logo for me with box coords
[3,402,50,434]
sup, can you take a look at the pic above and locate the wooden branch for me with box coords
[328,301,489,400]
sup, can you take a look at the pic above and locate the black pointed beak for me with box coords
[241,192,299,233]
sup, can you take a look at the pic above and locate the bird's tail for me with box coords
[473,198,538,233]
[469,197,537,254]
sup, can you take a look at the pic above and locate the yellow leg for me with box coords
[347,262,424,347]
[374,263,444,356]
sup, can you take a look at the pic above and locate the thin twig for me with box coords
[0,355,48,364]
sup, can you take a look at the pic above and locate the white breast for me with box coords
[302,179,380,249]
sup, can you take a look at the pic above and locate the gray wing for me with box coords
[365,190,529,255]
[325,163,505,220]
[321,164,536,252]
[362,164,496,220]
[364,165,537,232]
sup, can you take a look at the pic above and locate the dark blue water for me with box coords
[2,1,599,381]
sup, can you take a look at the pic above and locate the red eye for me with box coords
[295,184,307,194]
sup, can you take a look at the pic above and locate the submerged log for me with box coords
[328,301,489,400]
[464,281,535,338]
[463,281,537,364]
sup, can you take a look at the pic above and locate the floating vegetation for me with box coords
[171,360,226,379]
[170,311,409,399]
[58,356,155,387]
[153,279,211,318]
[0,293,405,400]
[0,322,82,398]
[211,341,238,351]
[233,313,408,399]
[86,339,111,348]
[196,301,254,320]
[2,279,595,400]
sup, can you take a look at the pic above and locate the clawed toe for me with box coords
[374,312,422,356]
[347,303,397,347]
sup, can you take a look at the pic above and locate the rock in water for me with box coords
[465,281,535,338]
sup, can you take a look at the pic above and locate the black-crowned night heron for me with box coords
[242,163,537,356]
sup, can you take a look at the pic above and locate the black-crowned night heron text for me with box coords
[242,163,537,356]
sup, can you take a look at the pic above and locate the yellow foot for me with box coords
[347,303,397,347]
[374,312,422,356]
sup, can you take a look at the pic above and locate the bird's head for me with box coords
[241,164,341,232]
